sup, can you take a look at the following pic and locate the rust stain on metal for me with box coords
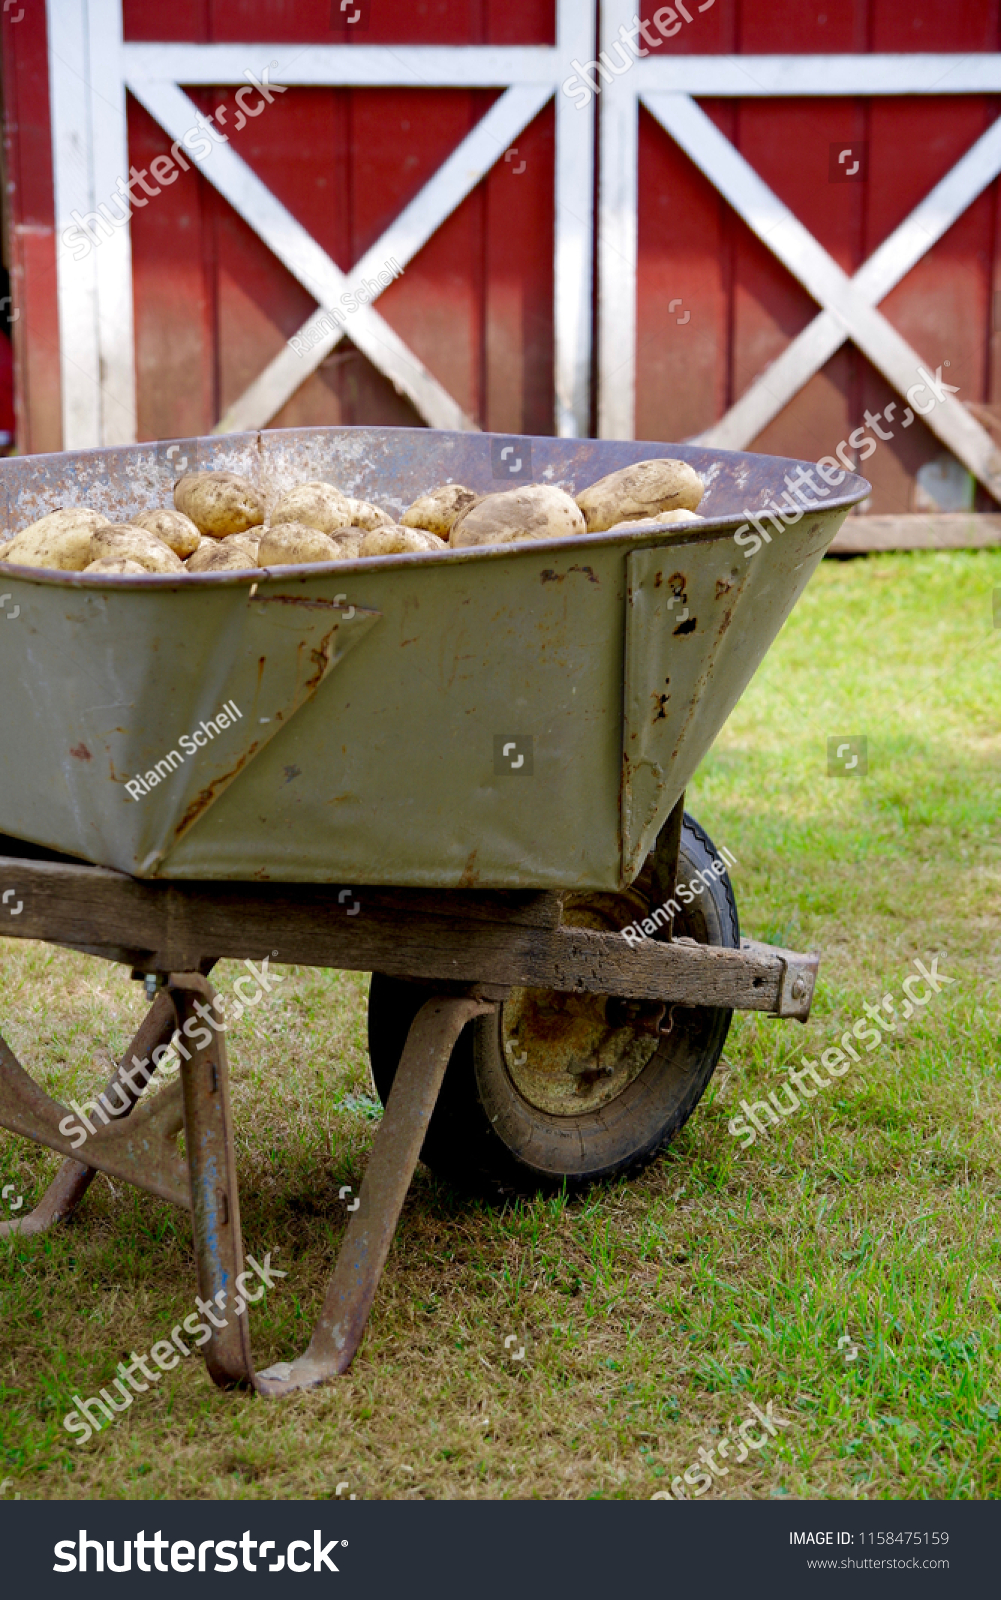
[70,742,92,761]
[173,742,261,838]
[303,629,337,693]
[255,593,344,610]
[457,849,480,888]
[539,565,598,586]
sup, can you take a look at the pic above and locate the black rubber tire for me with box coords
[367,813,738,1200]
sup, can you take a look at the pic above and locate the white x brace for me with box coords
[46,0,595,448]
[598,0,1001,495]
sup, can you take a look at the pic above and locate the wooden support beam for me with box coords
[0,854,818,1020]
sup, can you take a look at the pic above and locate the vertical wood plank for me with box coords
[47,0,136,447]
[554,0,594,437]
[597,0,638,439]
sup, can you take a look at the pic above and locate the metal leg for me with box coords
[255,993,493,1397]
[0,990,183,1237]
[0,1156,96,1240]
[168,973,255,1389]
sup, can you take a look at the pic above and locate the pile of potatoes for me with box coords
[0,458,705,576]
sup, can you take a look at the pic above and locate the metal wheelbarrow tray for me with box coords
[0,427,868,1397]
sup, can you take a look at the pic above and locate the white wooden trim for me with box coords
[692,113,1001,450]
[199,84,554,434]
[120,48,1001,96]
[554,0,596,438]
[628,53,1001,96]
[48,0,137,448]
[645,91,1001,498]
[596,0,640,441]
[122,43,573,88]
[125,1,596,438]
[127,78,475,434]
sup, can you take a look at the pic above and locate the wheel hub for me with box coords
[499,888,661,1118]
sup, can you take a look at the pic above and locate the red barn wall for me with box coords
[4,0,1001,514]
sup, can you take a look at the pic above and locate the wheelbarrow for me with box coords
[0,425,868,1397]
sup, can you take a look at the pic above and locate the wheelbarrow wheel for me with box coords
[367,812,738,1199]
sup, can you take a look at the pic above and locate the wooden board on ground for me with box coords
[829,513,1001,555]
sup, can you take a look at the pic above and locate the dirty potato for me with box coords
[83,557,148,575]
[257,522,346,566]
[186,539,260,573]
[89,525,185,573]
[607,510,704,530]
[0,506,111,571]
[450,484,584,549]
[222,531,261,560]
[174,471,265,538]
[327,528,365,558]
[358,525,446,557]
[576,459,704,533]
[344,497,393,532]
[401,484,479,539]
[270,481,352,536]
[132,507,201,558]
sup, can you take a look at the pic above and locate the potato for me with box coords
[450,484,584,549]
[344,497,393,532]
[186,540,260,573]
[83,557,148,575]
[327,528,365,558]
[222,531,261,559]
[358,525,446,557]
[270,481,352,536]
[576,459,703,534]
[401,484,479,539]
[607,510,704,530]
[0,506,111,571]
[131,507,201,558]
[174,470,265,538]
[257,522,346,566]
[90,525,185,573]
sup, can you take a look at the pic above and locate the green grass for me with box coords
[1,549,999,1501]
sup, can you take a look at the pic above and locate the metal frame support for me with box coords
[169,974,256,1388]
[254,993,494,1395]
